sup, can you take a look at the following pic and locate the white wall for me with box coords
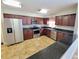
[1,10,5,43]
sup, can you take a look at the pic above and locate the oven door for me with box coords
[33,30,40,38]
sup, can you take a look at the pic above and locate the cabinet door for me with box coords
[68,14,76,26]
[56,32,64,41]
[55,16,62,25]
[42,29,47,35]
[46,29,51,37]
[22,16,32,25]
[64,32,73,45]
[23,29,33,40]
[35,17,43,24]
[40,29,51,37]
[62,15,69,26]
[57,32,73,45]
[43,18,49,24]
[40,29,44,36]
[55,16,59,25]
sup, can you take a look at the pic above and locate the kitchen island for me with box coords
[1,36,56,59]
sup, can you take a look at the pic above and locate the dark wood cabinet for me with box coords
[62,15,69,26]
[23,29,33,40]
[55,14,76,26]
[55,16,62,25]
[40,29,45,35]
[46,29,51,37]
[56,31,73,45]
[68,14,76,26]
[40,29,51,37]
[22,16,32,25]
[56,32,64,41]
[43,18,49,24]
[35,18,49,24]
[35,17,43,24]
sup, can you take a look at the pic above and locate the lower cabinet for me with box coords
[56,32,64,41]
[23,29,33,40]
[40,28,51,37]
[56,31,73,45]
[46,29,51,37]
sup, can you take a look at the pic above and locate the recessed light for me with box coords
[38,9,48,14]
[2,0,21,8]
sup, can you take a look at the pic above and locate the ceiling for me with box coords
[1,0,78,17]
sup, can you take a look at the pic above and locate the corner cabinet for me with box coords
[55,14,76,26]
[40,28,51,37]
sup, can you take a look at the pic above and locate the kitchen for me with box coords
[1,0,78,59]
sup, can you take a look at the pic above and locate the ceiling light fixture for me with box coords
[2,0,21,8]
[38,9,48,14]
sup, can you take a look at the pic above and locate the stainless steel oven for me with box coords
[33,29,40,38]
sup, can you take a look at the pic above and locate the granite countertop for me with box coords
[1,36,56,59]
[41,27,73,33]
[22,24,74,33]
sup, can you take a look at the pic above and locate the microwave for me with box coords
[32,17,37,24]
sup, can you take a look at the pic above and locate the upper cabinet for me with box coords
[55,16,62,25]
[22,16,32,25]
[55,14,76,26]
[3,14,49,25]
[34,17,49,24]
[68,14,76,26]
[43,18,49,24]
[35,17,43,24]
[62,15,69,26]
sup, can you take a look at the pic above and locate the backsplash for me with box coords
[22,24,74,31]
[22,24,48,28]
